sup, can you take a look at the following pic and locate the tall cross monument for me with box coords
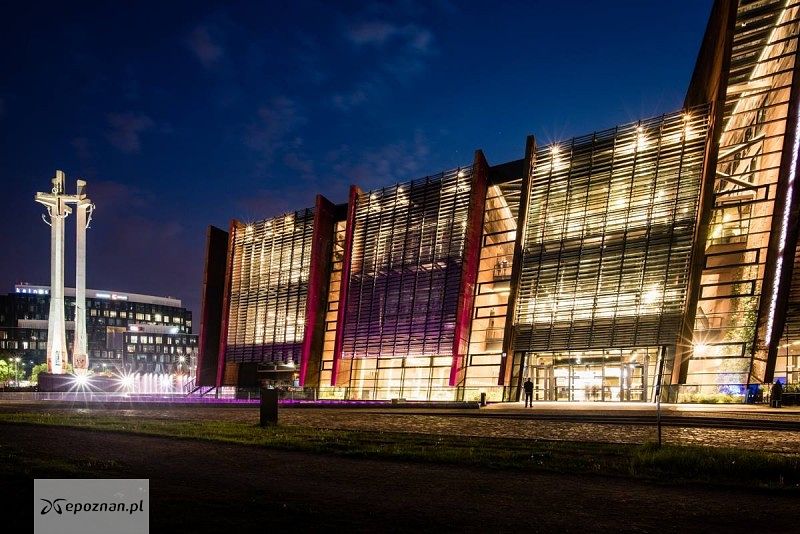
[35,171,95,375]
[73,180,94,374]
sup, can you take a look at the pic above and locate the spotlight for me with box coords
[73,374,89,387]
[119,374,134,388]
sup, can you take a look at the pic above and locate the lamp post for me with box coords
[14,357,21,387]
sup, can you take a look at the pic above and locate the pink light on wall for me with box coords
[299,195,335,386]
[450,151,488,386]
[331,185,360,386]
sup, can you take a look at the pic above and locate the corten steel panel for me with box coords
[299,195,336,386]
[512,107,711,354]
[499,136,536,387]
[681,1,800,389]
[758,47,800,382]
[331,185,361,386]
[196,225,229,387]
[673,0,738,385]
[339,169,473,363]
[684,0,738,109]
[450,151,489,386]
[215,219,241,388]
[223,208,315,365]
[673,98,726,384]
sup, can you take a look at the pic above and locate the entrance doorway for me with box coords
[516,348,657,402]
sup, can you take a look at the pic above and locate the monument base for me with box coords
[37,372,120,392]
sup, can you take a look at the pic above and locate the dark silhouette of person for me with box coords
[771,380,784,408]
[523,377,534,408]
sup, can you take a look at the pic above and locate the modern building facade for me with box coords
[198,0,800,402]
[0,284,197,375]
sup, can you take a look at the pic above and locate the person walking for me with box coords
[771,380,784,408]
[523,377,534,408]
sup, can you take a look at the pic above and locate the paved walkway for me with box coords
[2,399,800,454]
[485,401,800,421]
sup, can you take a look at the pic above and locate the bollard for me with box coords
[480,392,487,407]
[260,388,279,426]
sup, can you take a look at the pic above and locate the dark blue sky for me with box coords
[0,0,713,322]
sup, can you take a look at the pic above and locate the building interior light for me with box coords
[641,288,661,305]
[636,127,647,151]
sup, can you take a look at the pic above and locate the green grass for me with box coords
[0,445,123,477]
[1,411,798,489]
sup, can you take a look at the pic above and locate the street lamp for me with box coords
[13,357,21,387]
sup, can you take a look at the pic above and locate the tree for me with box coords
[0,360,14,385]
[29,362,73,384]
[29,363,48,385]
[0,351,25,385]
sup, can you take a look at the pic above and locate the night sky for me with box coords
[0,0,713,325]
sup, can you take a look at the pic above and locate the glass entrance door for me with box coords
[521,351,649,402]
[533,364,553,400]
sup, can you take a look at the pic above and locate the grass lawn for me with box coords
[1,411,798,489]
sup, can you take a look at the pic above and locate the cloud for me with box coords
[346,21,434,55]
[346,20,398,45]
[329,130,431,189]
[244,97,307,162]
[83,179,203,312]
[291,33,328,85]
[283,152,315,178]
[331,82,372,111]
[89,180,152,210]
[106,112,155,153]
[334,20,436,109]
[186,25,224,68]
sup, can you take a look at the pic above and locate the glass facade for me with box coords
[778,240,800,385]
[460,180,523,401]
[332,168,474,400]
[208,0,800,403]
[515,109,709,352]
[225,209,315,364]
[318,220,347,396]
[0,288,196,374]
[505,109,710,400]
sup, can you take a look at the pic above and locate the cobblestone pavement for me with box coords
[2,401,799,454]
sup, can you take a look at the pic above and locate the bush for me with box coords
[680,392,744,404]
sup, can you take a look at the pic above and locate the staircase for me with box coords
[183,377,217,397]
